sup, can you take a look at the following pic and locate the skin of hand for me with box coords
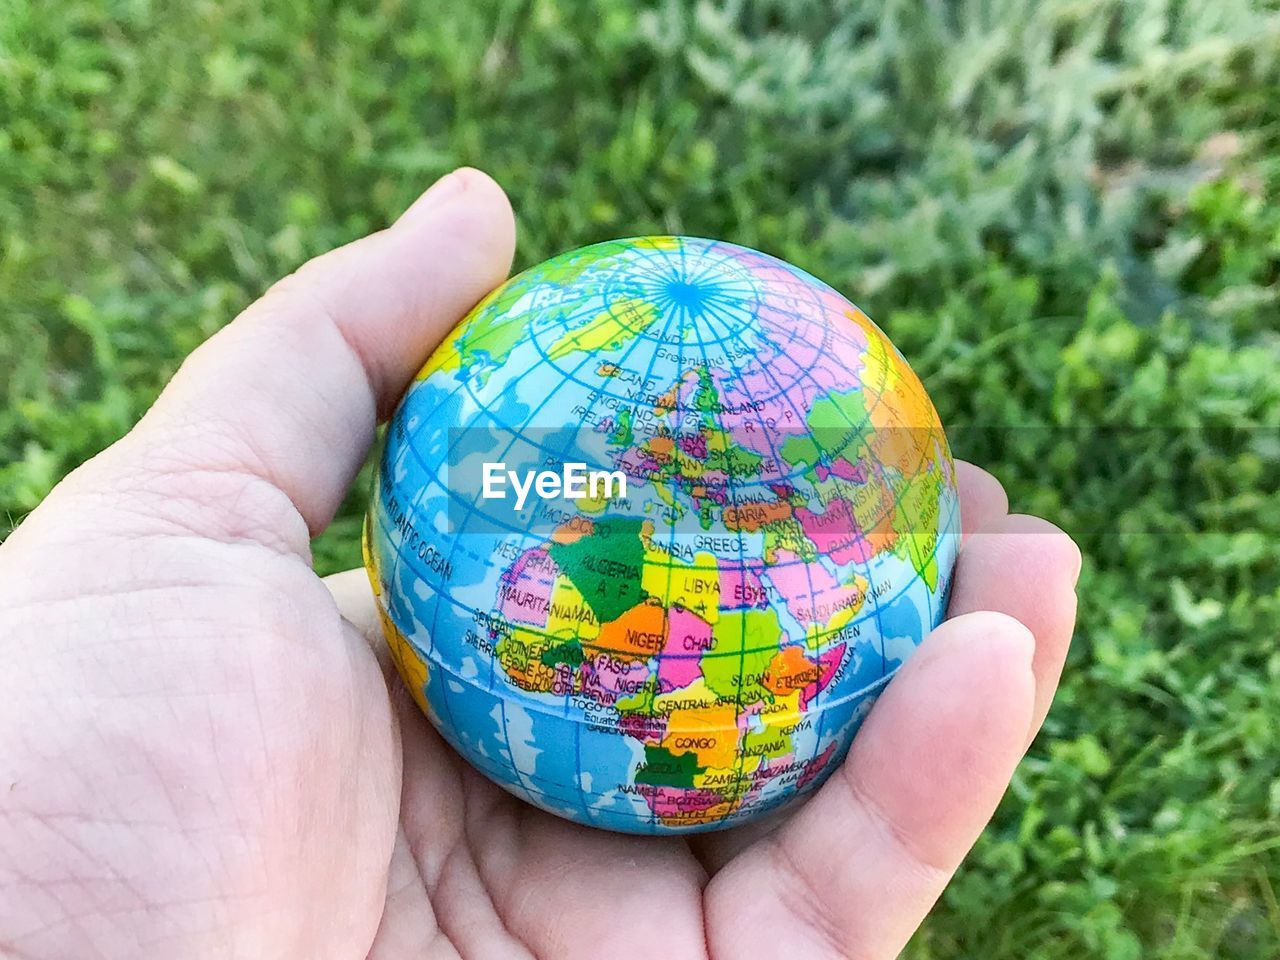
[0,168,1080,960]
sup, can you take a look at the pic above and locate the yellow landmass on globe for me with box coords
[652,677,721,713]
[640,546,720,623]
[547,575,600,640]
[663,703,740,769]
[380,607,430,715]
[547,297,658,360]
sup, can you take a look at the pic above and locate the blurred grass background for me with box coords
[2,0,1279,956]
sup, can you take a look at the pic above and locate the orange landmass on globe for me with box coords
[589,599,668,661]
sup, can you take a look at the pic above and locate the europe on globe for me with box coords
[364,236,960,834]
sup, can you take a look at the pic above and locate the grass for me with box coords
[2,0,1279,955]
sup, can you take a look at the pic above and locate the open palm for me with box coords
[0,170,1079,960]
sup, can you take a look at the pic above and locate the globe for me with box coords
[364,236,960,834]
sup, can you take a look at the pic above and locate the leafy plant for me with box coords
[2,1,1278,955]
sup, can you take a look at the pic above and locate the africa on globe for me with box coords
[364,236,960,834]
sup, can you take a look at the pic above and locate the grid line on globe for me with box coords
[364,236,961,833]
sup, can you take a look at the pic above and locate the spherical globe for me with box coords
[364,236,960,834]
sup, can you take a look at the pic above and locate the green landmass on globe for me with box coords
[364,236,961,834]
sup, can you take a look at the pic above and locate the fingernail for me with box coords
[397,169,468,224]
[422,169,468,206]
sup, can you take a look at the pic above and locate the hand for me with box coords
[0,169,1080,960]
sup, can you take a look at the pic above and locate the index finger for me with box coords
[703,516,1079,959]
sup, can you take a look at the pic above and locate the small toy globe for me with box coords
[364,236,960,834]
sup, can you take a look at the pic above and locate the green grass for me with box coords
[3,1,1279,955]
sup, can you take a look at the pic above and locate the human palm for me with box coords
[0,170,1079,960]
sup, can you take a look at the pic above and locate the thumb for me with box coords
[15,168,515,559]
